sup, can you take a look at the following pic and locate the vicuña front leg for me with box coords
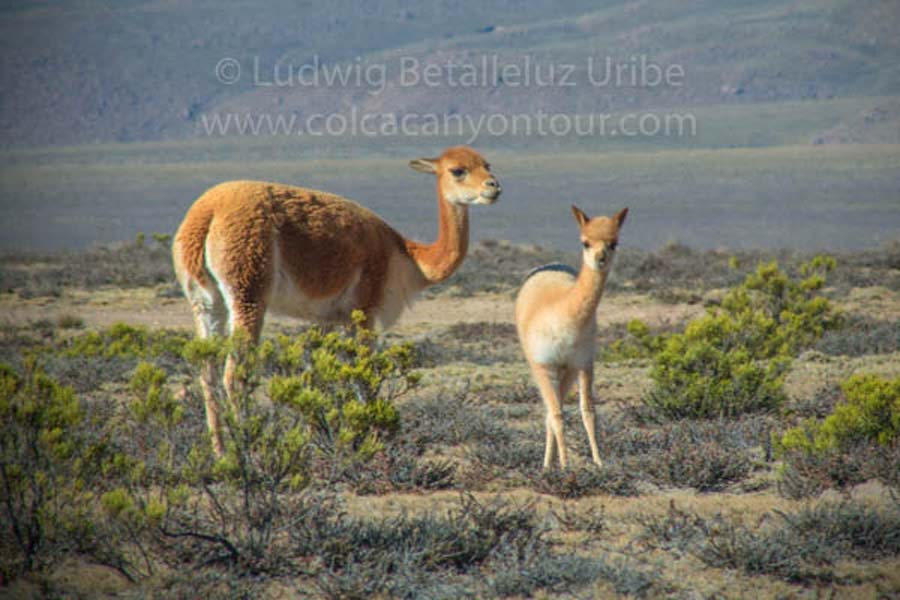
[578,369,602,466]
[532,364,567,469]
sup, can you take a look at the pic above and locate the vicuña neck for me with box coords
[405,185,469,285]
[566,263,609,324]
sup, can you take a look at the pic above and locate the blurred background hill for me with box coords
[0,0,898,252]
[2,0,899,148]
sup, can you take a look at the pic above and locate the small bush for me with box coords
[262,313,418,470]
[549,502,608,535]
[780,499,900,561]
[104,349,313,578]
[777,442,900,499]
[402,393,513,450]
[489,551,637,598]
[597,414,770,492]
[599,319,670,363]
[644,257,840,419]
[530,464,640,498]
[778,374,900,454]
[302,493,598,599]
[815,315,900,357]
[0,360,123,580]
[692,515,829,582]
[348,442,456,494]
[56,314,85,329]
[638,498,900,583]
[776,374,900,496]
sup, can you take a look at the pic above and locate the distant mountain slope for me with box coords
[813,98,900,144]
[1,0,898,148]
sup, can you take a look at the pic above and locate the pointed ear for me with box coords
[409,158,438,173]
[614,207,628,227]
[571,205,589,228]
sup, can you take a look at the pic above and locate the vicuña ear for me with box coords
[614,207,629,227]
[409,158,438,173]
[571,205,589,228]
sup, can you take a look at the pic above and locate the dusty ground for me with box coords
[0,285,704,333]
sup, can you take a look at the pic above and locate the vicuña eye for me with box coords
[450,168,466,178]
[582,241,590,249]
[609,242,618,250]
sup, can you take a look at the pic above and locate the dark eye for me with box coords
[609,242,618,251]
[450,168,466,178]
[582,241,590,249]
[484,163,491,170]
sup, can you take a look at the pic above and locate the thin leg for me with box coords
[223,301,265,416]
[544,412,556,468]
[532,364,567,469]
[188,282,228,456]
[578,368,602,467]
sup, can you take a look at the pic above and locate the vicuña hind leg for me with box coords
[222,300,266,417]
[578,368,602,466]
[187,281,228,456]
[532,364,568,469]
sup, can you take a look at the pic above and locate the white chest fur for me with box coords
[526,313,596,368]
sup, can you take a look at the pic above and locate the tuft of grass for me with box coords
[402,393,513,451]
[530,465,640,498]
[638,498,900,583]
[815,314,900,357]
[549,502,608,535]
[600,416,771,492]
[777,442,900,499]
[56,314,85,329]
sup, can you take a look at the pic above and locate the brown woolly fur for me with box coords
[515,205,628,469]
[172,146,500,454]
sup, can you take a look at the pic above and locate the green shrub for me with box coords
[61,322,190,361]
[263,312,417,465]
[645,317,791,419]
[98,314,420,579]
[644,257,840,419]
[0,359,120,580]
[600,319,669,362]
[777,374,900,454]
[103,350,313,578]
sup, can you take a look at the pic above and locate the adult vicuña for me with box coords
[515,205,628,469]
[173,146,500,454]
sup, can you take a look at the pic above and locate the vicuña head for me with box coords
[515,204,628,470]
[173,145,499,455]
[409,145,501,205]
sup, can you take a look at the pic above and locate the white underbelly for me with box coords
[267,257,362,323]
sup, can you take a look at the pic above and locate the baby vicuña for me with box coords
[515,205,628,469]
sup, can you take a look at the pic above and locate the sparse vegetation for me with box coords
[0,240,897,597]
[638,498,900,583]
